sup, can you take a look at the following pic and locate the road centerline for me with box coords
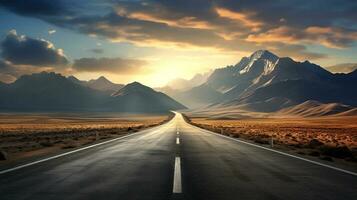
[173,156,182,193]
[176,137,180,145]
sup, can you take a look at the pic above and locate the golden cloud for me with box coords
[215,7,263,32]
[247,26,357,49]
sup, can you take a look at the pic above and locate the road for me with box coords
[0,113,356,200]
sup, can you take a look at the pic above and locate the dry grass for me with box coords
[187,116,357,162]
[0,113,172,163]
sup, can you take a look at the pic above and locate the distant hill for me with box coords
[166,72,211,91]
[276,100,354,117]
[156,71,212,106]
[0,72,106,111]
[68,75,124,94]
[0,72,186,113]
[108,82,186,113]
[173,84,224,108]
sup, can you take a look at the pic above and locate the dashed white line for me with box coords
[173,156,182,193]
[176,137,180,145]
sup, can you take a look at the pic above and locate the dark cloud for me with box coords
[0,59,61,83]
[1,30,68,66]
[0,0,71,16]
[0,60,16,83]
[72,57,147,73]
[88,48,104,54]
[1,0,356,59]
[217,0,357,28]
[0,59,13,73]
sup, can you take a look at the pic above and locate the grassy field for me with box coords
[0,113,172,164]
[186,116,357,163]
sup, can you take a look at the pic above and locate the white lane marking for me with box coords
[177,131,179,135]
[187,121,357,177]
[0,129,161,175]
[176,137,180,145]
[173,157,182,193]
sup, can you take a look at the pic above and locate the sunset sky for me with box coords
[0,0,357,86]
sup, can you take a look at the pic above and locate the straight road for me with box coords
[0,113,356,200]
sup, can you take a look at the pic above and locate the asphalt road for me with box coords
[0,113,356,200]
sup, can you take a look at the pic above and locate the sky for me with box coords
[0,0,356,87]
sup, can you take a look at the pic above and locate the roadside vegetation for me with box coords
[183,115,357,164]
[0,113,173,164]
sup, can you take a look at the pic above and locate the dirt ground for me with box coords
[186,116,357,163]
[0,113,172,164]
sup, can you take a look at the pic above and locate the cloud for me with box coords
[1,0,356,60]
[48,29,56,35]
[0,0,72,16]
[215,7,262,32]
[88,48,104,54]
[247,26,357,49]
[0,60,16,83]
[0,30,68,66]
[326,63,357,73]
[0,59,56,83]
[0,59,13,73]
[72,57,147,73]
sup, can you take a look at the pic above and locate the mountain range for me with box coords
[0,50,355,117]
[174,50,357,116]
[68,75,124,94]
[156,71,211,98]
[0,72,186,113]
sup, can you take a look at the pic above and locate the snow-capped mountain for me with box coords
[176,50,357,109]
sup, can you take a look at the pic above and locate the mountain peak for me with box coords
[67,75,81,82]
[250,50,278,61]
[97,76,109,81]
[112,81,152,97]
[238,50,279,75]
[90,76,111,84]
[16,71,65,84]
[126,81,145,87]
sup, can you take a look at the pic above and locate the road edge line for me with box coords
[0,113,179,175]
[0,130,151,175]
[186,121,357,177]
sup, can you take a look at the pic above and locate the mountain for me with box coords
[166,72,211,91]
[0,72,186,113]
[0,72,106,111]
[67,75,85,85]
[173,84,224,108]
[86,76,124,93]
[207,50,333,100]
[182,50,357,116]
[68,75,124,94]
[156,71,212,103]
[177,50,315,108]
[108,82,186,113]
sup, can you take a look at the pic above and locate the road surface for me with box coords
[0,113,356,200]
